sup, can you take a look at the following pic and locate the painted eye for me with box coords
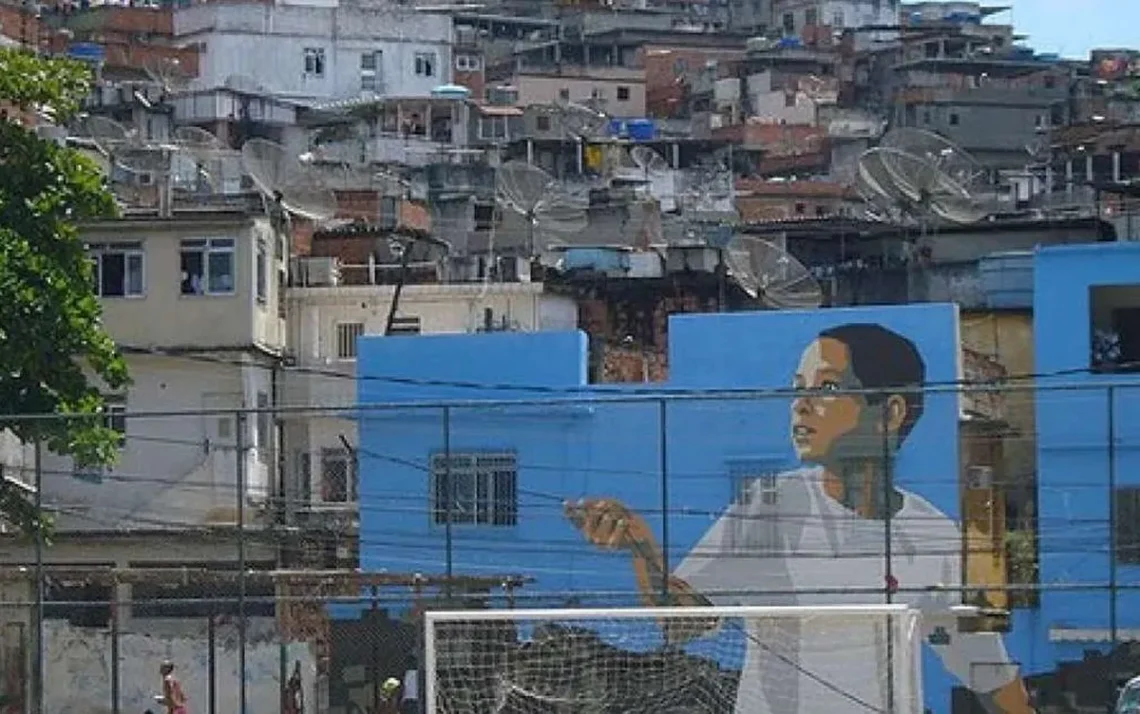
[820,380,840,391]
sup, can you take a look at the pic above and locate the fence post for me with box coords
[881,399,894,605]
[236,410,248,714]
[442,406,453,599]
[1107,385,1118,691]
[881,399,895,714]
[658,397,669,603]
[32,438,43,714]
[111,578,120,714]
[207,611,217,714]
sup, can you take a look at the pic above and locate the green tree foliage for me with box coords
[0,49,129,535]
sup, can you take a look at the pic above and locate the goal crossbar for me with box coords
[424,603,913,625]
[424,604,923,714]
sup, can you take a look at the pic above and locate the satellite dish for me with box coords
[240,138,339,221]
[724,235,823,309]
[71,115,177,178]
[75,115,134,156]
[173,126,226,153]
[629,145,670,175]
[560,102,609,139]
[495,161,589,254]
[171,126,238,192]
[856,148,915,223]
[531,102,609,140]
[860,128,993,224]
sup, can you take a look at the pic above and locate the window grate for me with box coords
[336,322,365,360]
[430,452,518,526]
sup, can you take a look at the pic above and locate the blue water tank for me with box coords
[627,119,656,142]
[979,251,1034,309]
[561,247,630,273]
[67,42,105,63]
[430,84,471,100]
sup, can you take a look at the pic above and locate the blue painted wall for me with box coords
[1017,242,1140,671]
[357,304,980,712]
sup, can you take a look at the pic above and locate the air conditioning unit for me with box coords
[967,465,994,489]
[292,256,342,287]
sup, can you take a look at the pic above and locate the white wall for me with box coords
[40,355,275,532]
[746,71,820,125]
[0,431,32,527]
[88,216,286,355]
[42,618,316,714]
[179,2,452,100]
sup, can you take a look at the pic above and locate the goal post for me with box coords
[424,604,924,714]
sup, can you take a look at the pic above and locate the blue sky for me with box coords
[1002,0,1140,58]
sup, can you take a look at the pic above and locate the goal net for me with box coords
[424,604,924,714]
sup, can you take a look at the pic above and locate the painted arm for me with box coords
[928,628,1033,714]
[566,491,793,645]
[920,552,1033,714]
[565,499,716,644]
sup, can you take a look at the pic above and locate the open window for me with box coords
[1090,284,1140,372]
[180,238,235,295]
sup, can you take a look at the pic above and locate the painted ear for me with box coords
[885,394,908,433]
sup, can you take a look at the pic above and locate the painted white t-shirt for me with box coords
[675,467,1017,714]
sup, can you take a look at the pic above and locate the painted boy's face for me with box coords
[790,337,884,463]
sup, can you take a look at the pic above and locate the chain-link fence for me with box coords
[0,381,1139,713]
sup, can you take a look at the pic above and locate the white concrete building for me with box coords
[772,0,900,33]
[175,0,453,103]
[38,208,287,536]
[281,278,578,522]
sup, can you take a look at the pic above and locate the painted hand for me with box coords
[564,498,654,552]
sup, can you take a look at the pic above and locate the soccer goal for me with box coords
[424,604,924,714]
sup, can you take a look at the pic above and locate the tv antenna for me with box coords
[240,138,339,221]
[721,234,823,309]
[495,160,589,255]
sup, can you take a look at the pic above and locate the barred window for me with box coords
[431,452,518,526]
[320,448,358,503]
[336,322,365,360]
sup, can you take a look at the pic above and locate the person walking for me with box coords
[284,661,304,714]
[155,661,187,714]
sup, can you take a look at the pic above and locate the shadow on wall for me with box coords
[42,618,317,714]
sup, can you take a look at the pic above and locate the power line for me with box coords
[112,342,1140,399]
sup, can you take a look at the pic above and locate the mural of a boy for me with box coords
[568,323,1034,714]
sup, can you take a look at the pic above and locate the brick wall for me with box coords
[639,45,745,119]
[0,4,40,46]
[578,289,719,383]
